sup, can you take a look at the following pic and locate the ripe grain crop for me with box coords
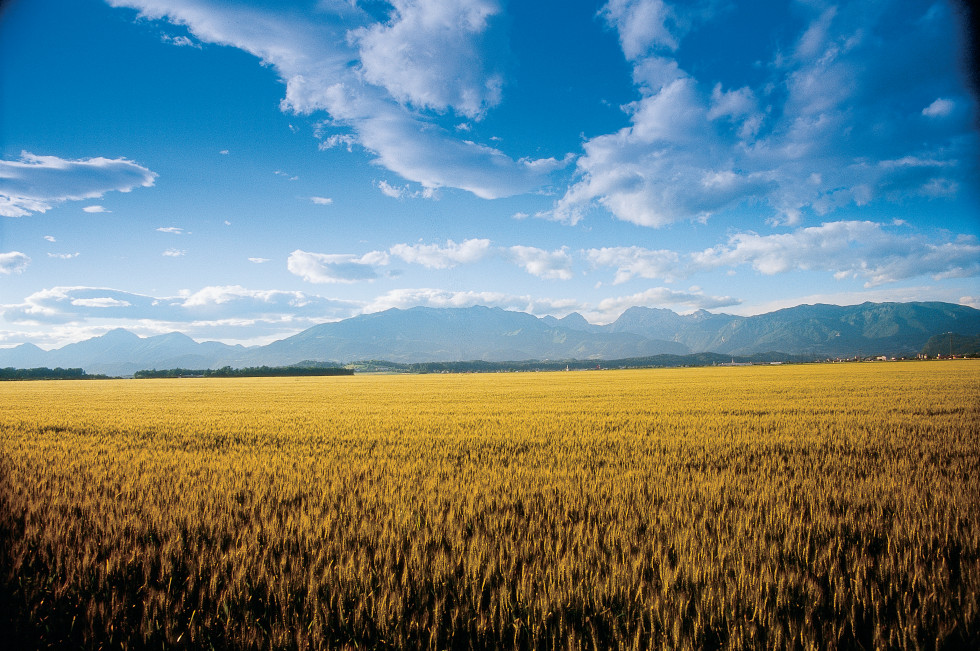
[1,361,978,649]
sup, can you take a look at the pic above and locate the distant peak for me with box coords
[102,328,139,340]
[559,312,590,325]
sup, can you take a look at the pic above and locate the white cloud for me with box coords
[692,221,980,287]
[162,33,200,47]
[600,0,678,61]
[108,0,558,200]
[922,98,954,118]
[362,287,580,316]
[593,287,740,319]
[47,252,80,260]
[723,286,976,317]
[508,246,573,280]
[389,238,491,268]
[71,297,131,308]
[0,152,156,217]
[351,0,504,119]
[2,285,359,344]
[552,1,976,228]
[585,246,681,283]
[248,257,271,264]
[83,205,109,213]
[960,296,980,310]
[317,133,358,152]
[43,235,56,242]
[377,180,404,198]
[0,252,30,275]
[375,179,436,199]
[162,248,186,257]
[180,285,337,311]
[219,149,229,155]
[156,226,185,234]
[310,196,333,205]
[287,249,387,283]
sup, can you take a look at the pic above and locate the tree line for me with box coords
[133,365,353,379]
[0,367,110,381]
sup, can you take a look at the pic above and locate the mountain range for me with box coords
[2,301,978,376]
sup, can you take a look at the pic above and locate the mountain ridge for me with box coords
[1,301,977,375]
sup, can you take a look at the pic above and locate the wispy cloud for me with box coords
[310,196,333,205]
[108,0,562,199]
[47,252,80,260]
[162,33,199,48]
[362,288,579,316]
[287,249,387,284]
[156,226,185,234]
[248,257,271,264]
[162,248,186,257]
[593,287,740,319]
[83,205,109,213]
[0,152,156,217]
[549,0,976,227]
[376,180,436,200]
[1,285,359,345]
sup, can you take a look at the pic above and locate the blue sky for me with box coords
[1,0,978,348]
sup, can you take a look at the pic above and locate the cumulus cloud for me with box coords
[922,97,954,118]
[0,252,30,275]
[351,0,504,119]
[287,249,387,283]
[600,0,678,61]
[551,0,976,227]
[507,246,573,280]
[692,221,980,287]
[390,238,491,268]
[585,246,681,283]
[0,152,157,217]
[108,0,559,199]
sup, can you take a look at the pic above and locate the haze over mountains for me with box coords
[2,302,978,376]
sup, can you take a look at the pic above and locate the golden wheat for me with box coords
[1,361,978,649]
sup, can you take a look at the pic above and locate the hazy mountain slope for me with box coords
[248,306,688,364]
[606,302,980,356]
[2,302,977,374]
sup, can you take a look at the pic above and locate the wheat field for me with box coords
[1,361,978,649]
